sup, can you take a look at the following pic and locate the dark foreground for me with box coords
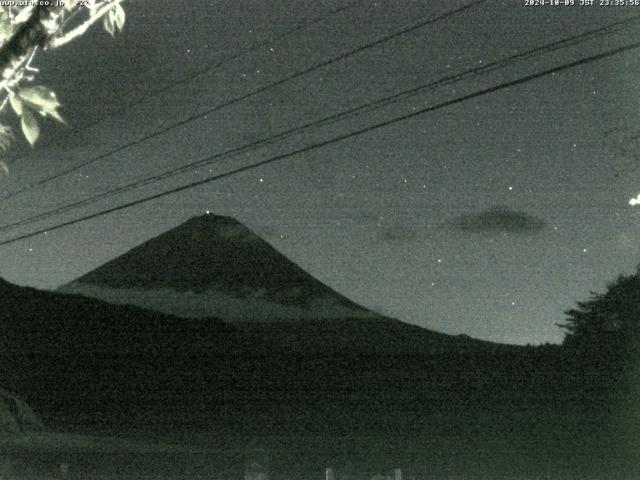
[0,280,637,478]
[3,349,639,480]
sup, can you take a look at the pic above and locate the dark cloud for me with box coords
[450,206,546,235]
[376,224,419,243]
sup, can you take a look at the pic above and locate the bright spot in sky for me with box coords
[629,194,640,206]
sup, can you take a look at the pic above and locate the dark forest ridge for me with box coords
[0,275,512,432]
[0,275,501,360]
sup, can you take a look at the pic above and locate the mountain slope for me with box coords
[60,214,375,321]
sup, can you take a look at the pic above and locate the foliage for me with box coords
[559,268,640,356]
[0,1,126,170]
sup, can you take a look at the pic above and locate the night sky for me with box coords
[0,0,639,345]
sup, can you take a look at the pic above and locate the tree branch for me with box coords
[0,5,65,75]
[49,0,125,49]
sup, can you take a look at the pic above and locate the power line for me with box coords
[0,17,636,233]
[311,14,640,130]
[0,0,486,202]
[5,0,367,168]
[1,39,637,247]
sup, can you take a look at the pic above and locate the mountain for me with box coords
[55,214,508,356]
[3,215,528,447]
[59,214,377,322]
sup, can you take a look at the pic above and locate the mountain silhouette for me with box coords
[59,214,378,321]
[55,214,506,356]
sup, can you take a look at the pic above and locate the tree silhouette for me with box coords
[559,268,640,357]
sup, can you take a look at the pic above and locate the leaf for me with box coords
[16,86,66,124]
[18,86,60,112]
[0,16,12,39]
[9,95,22,116]
[20,108,39,146]
[13,6,33,25]
[113,3,125,31]
[0,123,14,152]
[103,12,115,36]
[48,108,66,125]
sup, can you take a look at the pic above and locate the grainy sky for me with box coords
[0,0,639,345]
